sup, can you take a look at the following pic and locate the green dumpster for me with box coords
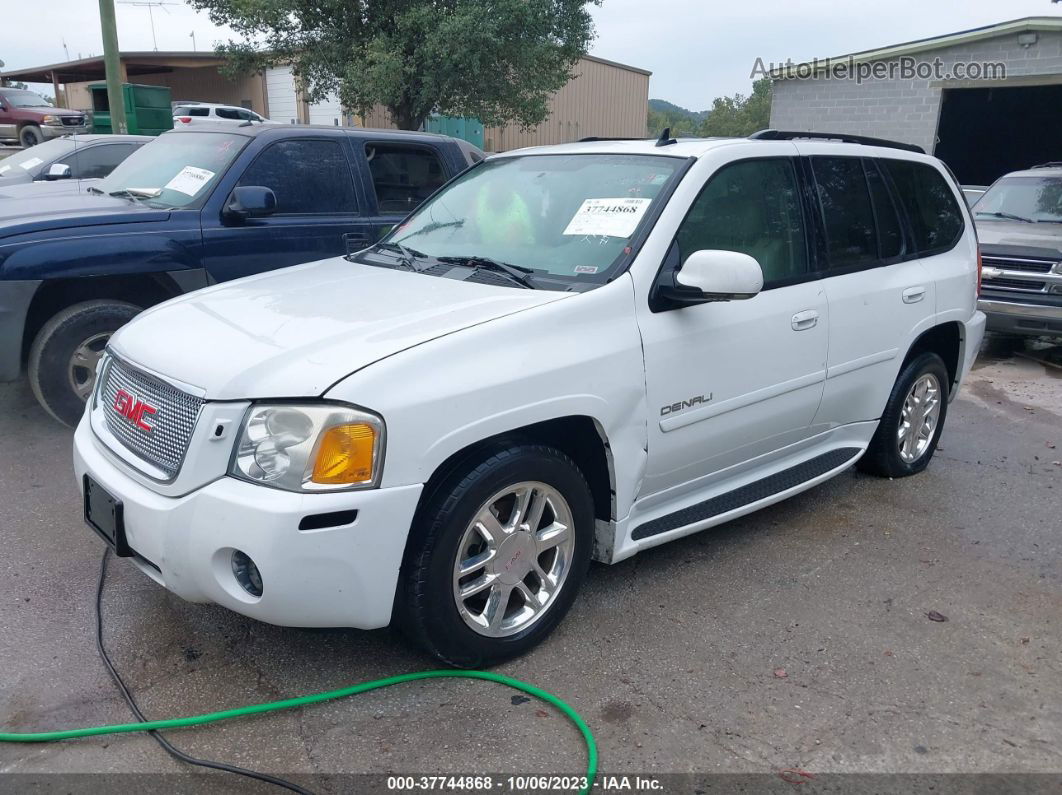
[89,83,174,136]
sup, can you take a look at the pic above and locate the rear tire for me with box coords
[857,352,949,478]
[398,444,595,667]
[19,125,43,148]
[28,300,141,427]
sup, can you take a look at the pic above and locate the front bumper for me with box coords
[73,414,423,629]
[41,124,89,139]
[979,298,1062,337]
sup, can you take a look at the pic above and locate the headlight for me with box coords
[229,403,384,492]
[41,114,60,125]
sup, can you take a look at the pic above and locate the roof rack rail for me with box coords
[577,136,647,142]
[1030,161,1062,169]
[749,129,925,154]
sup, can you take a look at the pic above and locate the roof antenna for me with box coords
[655,127,676,147]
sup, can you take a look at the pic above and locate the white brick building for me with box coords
[769,17,1062,184]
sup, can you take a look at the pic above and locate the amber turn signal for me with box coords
[311,423,377,484]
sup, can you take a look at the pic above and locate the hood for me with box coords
[975,219,1062,255]
[0,193,168,238]
[0,178,103,200]
[0,171,32,186]
[109,258,574,399]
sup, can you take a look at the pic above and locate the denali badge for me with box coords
[660,393,713,416]
[113,389,157,431]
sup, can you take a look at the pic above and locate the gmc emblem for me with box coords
[113,389,157,432]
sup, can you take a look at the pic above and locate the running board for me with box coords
[631,447,862,541]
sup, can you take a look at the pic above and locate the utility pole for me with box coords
[99,0,128,133]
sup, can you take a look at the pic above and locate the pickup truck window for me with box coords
[366,144,447,214]
[975,176,1062,225]
[98,131,248,208]
[238,139,358,214]
[388,153,682,280]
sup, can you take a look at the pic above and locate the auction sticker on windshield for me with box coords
[18,157,43,170]
[563,197,652,238]
[164,166,215,197]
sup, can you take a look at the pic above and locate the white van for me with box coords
[74,130,985,666]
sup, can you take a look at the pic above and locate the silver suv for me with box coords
[974,163,1062,338]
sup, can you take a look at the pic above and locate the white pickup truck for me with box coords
[74,130,985,666]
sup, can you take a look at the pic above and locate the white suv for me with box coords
[73,130,985,666]
[173,103,271,127]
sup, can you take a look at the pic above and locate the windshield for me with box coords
[2,89,50,108]
[386,154,684,280]
[98,131,248,208]
[0,138,75,176]
[975,176,1062,223]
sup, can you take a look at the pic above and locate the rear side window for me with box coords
[811,156,877,270]
[366,144,447,214]
[675,158,808,286]
[865,160,904,260]
[239,139,358,214]
[175,106,210,117]
[880,159,964,254]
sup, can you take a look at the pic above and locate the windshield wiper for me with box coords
[109,188,162,200]
[86,186,105,195]
[438,256,538,289]
[353,241,431,271]
[977,211,1035,223]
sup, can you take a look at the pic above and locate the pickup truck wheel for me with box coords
[857,352,949,478]
[19,125,43,148]
[399,444,595,667]
[28,300,141,427]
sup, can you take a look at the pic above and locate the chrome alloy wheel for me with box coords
[897,373,941,464]
[68,332,111,400]
[452,481,576,638]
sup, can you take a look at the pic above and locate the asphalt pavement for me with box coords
[1,336,1059,792]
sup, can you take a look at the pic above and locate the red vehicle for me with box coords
[0,87,89,148]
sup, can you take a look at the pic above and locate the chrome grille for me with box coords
[98,356,202,478]
[60,115,86,126]
[982,256,1055,274]
[981,255,1062,295]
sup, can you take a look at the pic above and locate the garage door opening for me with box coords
[935,83,1062,186]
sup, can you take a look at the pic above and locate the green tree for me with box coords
[700,77,772,137]
[189,0,599,131]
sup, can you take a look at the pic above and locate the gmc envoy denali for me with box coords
[74,130,985,666]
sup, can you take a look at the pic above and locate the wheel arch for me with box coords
[21,271,201,364]
[900,321,963,398]
[411,415,616,529]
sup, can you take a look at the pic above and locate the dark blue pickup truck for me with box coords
[0,125,482,424]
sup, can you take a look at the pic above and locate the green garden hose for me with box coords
[0,669,598,794]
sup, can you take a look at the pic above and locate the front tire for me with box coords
[857,352,949,478]
[28,300,141,427]
[19,125,43,148]
[399,444,595,667]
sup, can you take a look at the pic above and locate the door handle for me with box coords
[791,309,819,331]
[902,286,926,304]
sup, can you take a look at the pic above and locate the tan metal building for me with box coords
[2,52,269,116]
[3,52,650,150]
[358,55,651,150]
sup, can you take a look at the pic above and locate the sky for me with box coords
[1,0,1060,107]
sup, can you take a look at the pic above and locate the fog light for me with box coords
[231,550,263,597]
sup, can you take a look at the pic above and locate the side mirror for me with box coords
[654,249,763,309]
[223,185,277,222]
[44,162,72,180]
